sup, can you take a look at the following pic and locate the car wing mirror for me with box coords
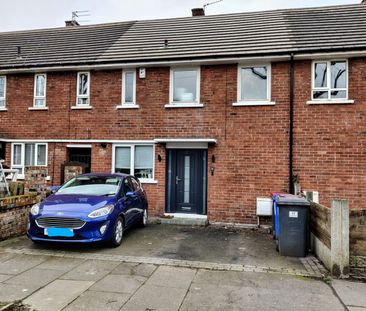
[126,191,136,198]
[49,186,61,194]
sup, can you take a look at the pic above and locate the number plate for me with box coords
[44,228,74,237]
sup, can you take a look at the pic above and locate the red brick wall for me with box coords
[0,194,37,240]
[0,59,365,223]
[293,58,366,210]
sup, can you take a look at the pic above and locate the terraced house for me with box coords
[0,3,365,225]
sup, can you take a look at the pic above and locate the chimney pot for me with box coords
[191,8,205,16]
[65,20,80,27]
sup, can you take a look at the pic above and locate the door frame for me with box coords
[165,148,207,215]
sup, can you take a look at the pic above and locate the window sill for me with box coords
[165,103,204,108]
[306,99,355,105]
[116,104,140,109]
[233,101,275,107]
[28,107,48,111]
[71,106,93,110]
[140,179,158,184]
[0,108,8,112]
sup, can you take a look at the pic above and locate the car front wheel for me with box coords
[109,217,124,247]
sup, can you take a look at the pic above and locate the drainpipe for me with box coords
[289,53,295,194]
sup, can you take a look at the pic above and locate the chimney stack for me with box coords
[65,20,80,27]
[362,0,366,4]
[191,8,205,16]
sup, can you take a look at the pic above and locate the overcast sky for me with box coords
[0,0,360,32]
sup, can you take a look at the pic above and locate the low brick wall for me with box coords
[0,193,37,241]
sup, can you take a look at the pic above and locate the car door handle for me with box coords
[176,176,182,185]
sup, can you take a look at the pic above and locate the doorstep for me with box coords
[151,213,208,226]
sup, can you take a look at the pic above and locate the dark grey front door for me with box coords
[166,149,207,215]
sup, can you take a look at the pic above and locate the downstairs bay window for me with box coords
[11,143,47,178]
[113,145,154,182]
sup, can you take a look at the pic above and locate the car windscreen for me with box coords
[57,176,121,196]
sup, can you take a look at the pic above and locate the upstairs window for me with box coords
[77,72,90,106]
[34,74,46,107]
[113,145,154,181]
[170,68,200,104]
[238,65,271,103]
[312,61,348,100]
[0,76,6,108]
[122,70,136,106]
[11,143,47,178]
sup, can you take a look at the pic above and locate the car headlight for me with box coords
[30,203,40,216]
[88,205,114,218]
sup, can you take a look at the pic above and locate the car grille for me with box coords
[36,217,86,229]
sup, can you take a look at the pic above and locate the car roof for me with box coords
[78,173,129,179]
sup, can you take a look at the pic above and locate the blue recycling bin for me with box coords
[272,193,280,240]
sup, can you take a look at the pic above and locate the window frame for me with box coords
[311,60,349,101]
[122,69,137,106]
[112,144,155,183]
[33,73,47,108]
[169,67,201,105]
[11,142,48,179]
[76,72,91,107]
[0,75,6,109]
[236,64,272,105]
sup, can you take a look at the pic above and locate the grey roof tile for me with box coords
[0,4,366,69]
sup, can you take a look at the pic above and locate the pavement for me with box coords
[0,224,363,311]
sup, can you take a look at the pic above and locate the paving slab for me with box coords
[332,280,366,308]
[0,254,47,275]
[111,262,157,277]
[0,274,12,282]
[120,283,187,311]
[5,268,64,287]
[89,274,146,294]
[145,266,196,289]
[0,282,40,302]
[24,279,94,311]
[60,259,120,282]
[0,252,16,262]
[180,282,344,311]
[193,270,327,294]
[36,257,85,271]
[62,290,130,311]
[348,308,366,311]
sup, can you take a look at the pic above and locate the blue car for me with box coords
[27,173,148,247]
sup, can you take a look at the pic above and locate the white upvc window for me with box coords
[33,74,47,108]
[122,69,136,106]
[169,67,201,106]
[312,60,348,100]
[112,144,154,182]
[11,143,48,179]
[236,64,273,106]
[76,72,90,106]
[0,76,6,109]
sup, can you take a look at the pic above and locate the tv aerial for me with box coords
[203,0,224,12]
[71,10,91,24]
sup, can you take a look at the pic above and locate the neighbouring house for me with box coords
[0,3,365,225]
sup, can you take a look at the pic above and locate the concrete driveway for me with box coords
[0,224,346,311]
[0,224,323,276]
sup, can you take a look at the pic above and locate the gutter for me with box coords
[1,49,366,74]
[289,53,295,194]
